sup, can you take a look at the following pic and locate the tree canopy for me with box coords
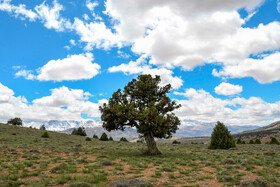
[208,121,236,149]
[7,117,22,126]
[71,127,87,136]
[99,74,181,155]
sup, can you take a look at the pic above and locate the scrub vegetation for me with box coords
[0,123,279,186]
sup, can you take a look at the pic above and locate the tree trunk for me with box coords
[144,132,162,155]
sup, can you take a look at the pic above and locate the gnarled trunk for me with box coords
[144,132,162,155]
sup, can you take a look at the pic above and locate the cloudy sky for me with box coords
[0,0,280,126]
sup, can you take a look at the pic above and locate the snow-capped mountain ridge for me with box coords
[23,119,260,139]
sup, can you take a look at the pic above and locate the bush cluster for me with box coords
[208,121,236,149]
[99,133,109,141]
[41,132,50,138]
[120,137,128,142]
[71,127,87,136]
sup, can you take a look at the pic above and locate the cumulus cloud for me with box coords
[0,83,14,103]
[86,0,98,13]
[108,56,183,89]
[0,0,38,21]
[102,0,280,83]
[72,18,122,50]
[15,70,36,80]
[213,52,280,83]
[174,88,280,126]
[34,0,71,31]
[215,82,243,96]
[0,83,105,122]
[37,53,100,81]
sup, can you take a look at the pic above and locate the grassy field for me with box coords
[0,123,279,186]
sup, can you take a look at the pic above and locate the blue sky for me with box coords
[0,0,280,126]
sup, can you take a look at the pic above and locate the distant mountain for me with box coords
[177,120,259,137]
[23,119,260,140]
[234,121,280,138]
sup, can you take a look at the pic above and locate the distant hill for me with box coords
[234,121,280,138]
[22,119,260,140]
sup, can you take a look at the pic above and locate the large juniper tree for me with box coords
[99,74,181,155]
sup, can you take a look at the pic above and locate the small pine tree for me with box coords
[208,121,236,149]
[40,124,46,130]
[269,137,280,145]
[172,140,180,144]
[99,133,109,141]
[120,137,128,142]
[236,138,242,144]
[255,139,261,144]
[71,127,87,136]
[249,139,254,144]
[7,117,22,126]
[93,134,99,139]
[85,137,91,141]
[109,137,114,141]
[41,132,50,138]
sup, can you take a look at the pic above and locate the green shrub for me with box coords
[40,124,46,130]
[99,133,109,141]
[236,138,242,144]
[255,139,261,144]
[208,121,236,149]
[71,127,87,136]
[93,134,99,139]
[269,137,280,145]
[120,137,128,142]
[172,140,180,144]
[85,137,91,141]
[7,117,22,126]
[109,137,114,141]
[41,132,50,138]
[249,140,254,144]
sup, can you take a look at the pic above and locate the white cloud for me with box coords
[34,0,71,31]
[72,18,122,50]
[174,88,280,126]
[215,82,243,96]
[0,83,14,103]
[102,0,280,83]
[70,39,76,46]
[33,86,89,107]
[213,52,280,83]
[109,55,148,75]
[37,53,100,81]
[109,56,183,89]
[0,83,105,122]
[0,0,38,21]
[15,70,36,80]
[86,0,98,12]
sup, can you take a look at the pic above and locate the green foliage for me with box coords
[7,117,22,126]
[93,134,99,139]
[236,138,242,144]
[99,133,108,141]
[172,140,180,144]
[208,121,236,149]
[120,137,128,142]
[71,127,87,136]
[41,132,50,138]
[40,124,46,130]
[85,137,91,141]
[269,137,280,145]
[99,74,181,155]
[255,139,261,144]
[108,137,114,141]
[249,140,254,144]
